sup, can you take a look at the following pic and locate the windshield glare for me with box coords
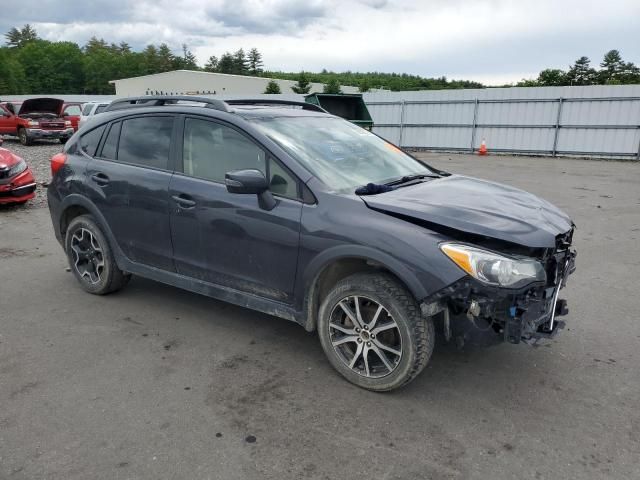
[252,116,434,192]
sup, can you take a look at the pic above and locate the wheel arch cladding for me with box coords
[59,195,126,266]
[301,247,428,332]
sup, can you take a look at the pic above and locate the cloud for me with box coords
[1,0,639,85]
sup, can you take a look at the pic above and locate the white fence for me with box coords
[363,85,640,159]
[4,85,640,159]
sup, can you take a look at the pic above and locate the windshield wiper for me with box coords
[384,173,439,186]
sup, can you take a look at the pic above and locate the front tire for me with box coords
[18,128,32,146]
[317,273,434,391]
[64,215,130,295]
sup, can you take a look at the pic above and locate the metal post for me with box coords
[552,97,564,157]
[469,98,479,152]
[398,100,406,147]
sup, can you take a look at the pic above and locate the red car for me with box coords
[0,136,36,204]
[0,98,74,145]
[61,102,83,131]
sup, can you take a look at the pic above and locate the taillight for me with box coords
[51,153,67,177]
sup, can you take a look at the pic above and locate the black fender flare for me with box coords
[298,245,428,331]
[58,194,128,269]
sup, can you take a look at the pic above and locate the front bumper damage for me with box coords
[25,127,74,140]
[0,168,37,204]
[422,248,577,347]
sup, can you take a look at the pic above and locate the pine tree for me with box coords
[536,69,567,86]
[217,53,235,74]
[248,48,263,76]
[204,55,219,72]
[5,24,38,48]
[600,50,625,83]
[157,43,174,72]
[232,48,248,75]
[323,78,342,94]
[264,80,281,94]
[291,71,311,94]
[358,78,371,92]
[566,56,597,85]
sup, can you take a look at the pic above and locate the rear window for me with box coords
[82,104,93,116]
[79,124,106,156]
[95,104,107,114]
[117,116,173,170]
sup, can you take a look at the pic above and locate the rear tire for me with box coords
[64,215,130,295]
[317,273,434,391]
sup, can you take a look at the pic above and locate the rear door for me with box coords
[85,114,177,271]
[169,115,303,302]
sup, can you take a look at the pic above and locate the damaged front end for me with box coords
[421,230,577,347]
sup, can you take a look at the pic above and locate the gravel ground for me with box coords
[0,137,63,209]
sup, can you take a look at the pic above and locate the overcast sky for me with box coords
[2,0,639,85]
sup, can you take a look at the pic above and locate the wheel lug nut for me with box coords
[364,325,368,330]
[366,342,371,346]
[371,334,375,338]
[357,338,362,343]
[355,328,360,333]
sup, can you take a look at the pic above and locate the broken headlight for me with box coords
[7,159,27,177]
[440,243,545,288]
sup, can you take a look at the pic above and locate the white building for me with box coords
[109,70,359,97]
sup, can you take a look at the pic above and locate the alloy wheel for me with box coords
[328,295,402,378]
[70,228,105,284]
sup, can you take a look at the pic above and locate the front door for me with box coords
[169,116,303,303]
[0,105,15,135]
[85,115,176,271]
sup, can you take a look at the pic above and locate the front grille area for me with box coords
[40,122,65,130]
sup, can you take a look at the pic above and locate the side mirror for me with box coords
[225,169,276,210]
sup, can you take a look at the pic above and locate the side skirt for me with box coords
[120,258,304,325]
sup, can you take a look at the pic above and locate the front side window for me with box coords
[117,116,173,170]
[183,118,266,183]
[252,116,435,192]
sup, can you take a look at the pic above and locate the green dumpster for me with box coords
[305,93,373,130]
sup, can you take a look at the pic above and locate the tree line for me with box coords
[517,51,640,86]
[1,24,638,96]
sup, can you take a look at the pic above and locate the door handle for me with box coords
[90,173,110,186]
[172,194,196,209]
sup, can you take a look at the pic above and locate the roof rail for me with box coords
[224,99,327,113]
[104,96,230,113]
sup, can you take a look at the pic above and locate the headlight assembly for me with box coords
[440,243,545,288]
[8,159,27,177]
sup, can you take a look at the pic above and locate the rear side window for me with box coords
[95,104,107,114]
[117,116,173,170]
[100,122,121,160]
[82,104,93,115]
[79,124,106,156]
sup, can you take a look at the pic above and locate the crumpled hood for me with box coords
[361,175,573,248]
[18,98,64,116]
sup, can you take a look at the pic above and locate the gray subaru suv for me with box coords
[47,96,576,391]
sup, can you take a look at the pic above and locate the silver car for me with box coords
[78,102,110,129]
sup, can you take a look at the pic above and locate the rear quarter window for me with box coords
[79,124,107,156]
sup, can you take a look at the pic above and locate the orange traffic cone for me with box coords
[478,139,488,156]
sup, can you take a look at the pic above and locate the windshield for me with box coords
[251,116,435,192]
